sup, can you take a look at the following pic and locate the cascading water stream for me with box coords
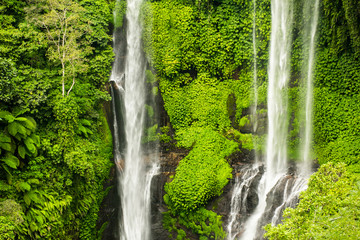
[111,0,159,239]
[226,166,261,240]
[300,0,320,176]
[240,1,293,239]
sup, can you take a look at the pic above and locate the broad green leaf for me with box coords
[2,154,19,169]
[0,133,11,143]
[29,134,40,146]
[28,190,41,204]
[25,117,36,129]
[8,121,27,137]
[1,163,12,176]
[19,181,31,192]
[24,192,32,205]
[0,111,15,123]
[0,142,12,151]
[22,118,36,130]
[18,145,26,158]
[24,137,36,154]
[27,178,40,185]
[30,221,37,232]
[35,215,44,225]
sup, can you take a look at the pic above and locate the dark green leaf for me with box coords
[18,145,26,159]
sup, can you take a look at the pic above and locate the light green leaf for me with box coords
[8,121,27,137]
[19,181,31,192]
[29,134,40,146]
[0,142,12,152]
[24,137,36,154]
[15,117,28,122]
[80,119,91,126]
[2,154,19,169]
[0,133,11,143]
[22,118,36,131]
[0,111,15,123]
[27,178,40,185]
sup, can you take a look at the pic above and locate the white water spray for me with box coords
[300,0,320,177]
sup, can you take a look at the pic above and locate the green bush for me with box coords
[264,162,360,240]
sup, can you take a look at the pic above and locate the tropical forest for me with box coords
[0,0,359,239]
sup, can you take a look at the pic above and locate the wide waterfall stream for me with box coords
[110,0,159,239]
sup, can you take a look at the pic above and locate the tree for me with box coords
[26,0,93,97]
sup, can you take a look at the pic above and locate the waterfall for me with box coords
[111,0,159,239]
[240,1,293,239]
[265,0,293,182]
[300,0,320,176]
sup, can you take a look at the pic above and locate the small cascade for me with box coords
[300,0,320,176]
[111,0,159,239]
[227,166,262,240]
[270,177,307,225]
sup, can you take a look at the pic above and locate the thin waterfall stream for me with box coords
[300,0,320,176]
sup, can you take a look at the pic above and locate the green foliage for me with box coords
[0,110,40,183]
[0,58,17,103]
[114,0,127,28]
[0,199,24,240]
[264,162,360,239]
[313,88,360,170]
[163,207,226,239]
[164,127,236,214]
[0,0,114,238]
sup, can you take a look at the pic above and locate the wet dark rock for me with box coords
[97,166,121,240]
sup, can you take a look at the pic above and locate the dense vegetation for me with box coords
[1,0,359,239]
[0,0,115,239]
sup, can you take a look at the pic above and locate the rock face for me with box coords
[97,166,121,240]
[150,149,188,240]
